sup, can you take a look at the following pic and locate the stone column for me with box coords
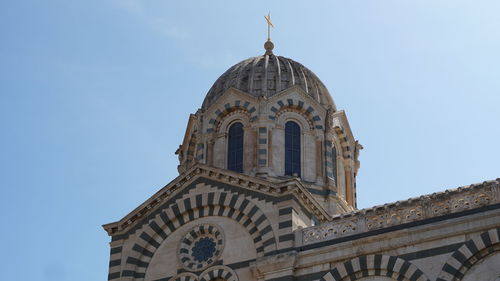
[345,168,353,207]
[272,126,284,176]
[213,133,226,169]
[316,139,324,183]
[243,126,256,173]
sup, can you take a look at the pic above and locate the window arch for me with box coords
[285,121,301,177]
[227,122,243,172]
[332,144,337,184]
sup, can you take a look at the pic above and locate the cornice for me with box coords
[102,164,332,236]
[301,179,500,245]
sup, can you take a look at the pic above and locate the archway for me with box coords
[122,191,276,279]
[320,254,429,281]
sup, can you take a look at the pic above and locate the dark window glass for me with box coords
[227,122,243,172]
[285,121,301,176]
[332,145,337,183]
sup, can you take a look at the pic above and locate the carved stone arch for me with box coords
[319,254,429,281]
[273,110,320,181]
[171,272,199,281]
[216,111,251,134]
[206,99,258,134]
[199,265,238,281]
[178,116,202,172]
[122,191,277,279]
[212,111,254,172]
[268,97,324,131]
[437,227,500,281]
[333,126,351,159]
[276,111,314,133]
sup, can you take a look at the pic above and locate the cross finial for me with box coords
[263,12,275,55]
[264,12,274,41]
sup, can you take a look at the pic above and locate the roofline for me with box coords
[102,164,332,236]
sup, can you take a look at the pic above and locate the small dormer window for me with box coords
[285,121,301,177]
[227,122,244,172]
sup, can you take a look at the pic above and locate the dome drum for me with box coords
[176,48,361,215]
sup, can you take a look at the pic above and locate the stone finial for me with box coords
[264,40,274,55]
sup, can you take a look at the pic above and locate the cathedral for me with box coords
[103,33,500,281]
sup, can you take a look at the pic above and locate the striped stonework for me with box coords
[195,143,204,163]
[206,100,258,134]
[437,227,500,281]
[258,127,268,167]
[268,98,323,131]
[277,207,294,249]
[108,245,123,280]
[178,224,224,271]
[104,165,331,237]
[324,140,336,183]
[171,272,198,281]
[332,126,351,159]
[186,133,198,165]
[318,254,429,281]
[198,265,238,281]
[331,145,337,185]
[118,191,276,280]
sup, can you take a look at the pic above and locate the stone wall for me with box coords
[104,168,500,281]
[262,179,500,281]
[176,86,361,214]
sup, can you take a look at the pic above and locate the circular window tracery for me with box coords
[178,224,224,271]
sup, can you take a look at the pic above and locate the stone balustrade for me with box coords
[301,179,500,245]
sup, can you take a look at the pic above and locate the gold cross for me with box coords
[264,12,274,41]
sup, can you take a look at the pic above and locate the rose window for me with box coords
[178,224,224,271]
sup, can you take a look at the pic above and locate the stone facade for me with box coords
[103,41,500,281]
[175,49,361,215]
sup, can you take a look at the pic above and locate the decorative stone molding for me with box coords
[215,110,250,134]
[178,224,224,272]
[330,110,358,162]
[365,206,423,230]
[103,164,332,236]
[250,251,297,280]
[171,265,238,281]
[275,110,315,132]
[171,272,199,281]
[199,265,238,281]
[214,109,252,134]
[119,191,276,279]
[333,125,351,159]
[303,218,359,243]
[205,96,259,134]
[318,254,430,281]
[437,227,500,281]
[301,179,500,245]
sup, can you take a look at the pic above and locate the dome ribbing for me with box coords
[202,54,336,110]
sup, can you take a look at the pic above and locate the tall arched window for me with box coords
[285,121,301,176]
[227,122,243,172]
[332,144,337,184]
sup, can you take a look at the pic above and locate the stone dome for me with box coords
[202,53,336,110]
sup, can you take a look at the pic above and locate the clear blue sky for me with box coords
[1,1,499,280]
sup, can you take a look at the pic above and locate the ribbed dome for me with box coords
[202,54,336,110]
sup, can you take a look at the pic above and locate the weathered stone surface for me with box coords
[202,55,335,110]
[103,45,500,281]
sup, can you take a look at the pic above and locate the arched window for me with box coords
[227,122,243,172]
[285,121,301,176]
[332,144,337,184]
